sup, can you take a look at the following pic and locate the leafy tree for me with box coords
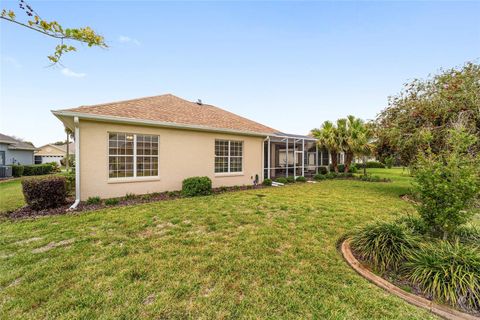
[376,62,480,165]
[412,125,480,239]
[1,0,106,64]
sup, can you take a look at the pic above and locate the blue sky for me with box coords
[1,1,479,146]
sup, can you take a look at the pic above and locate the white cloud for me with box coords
[2,56,22,68]
[61,68,86,78]
[118,35,141,46]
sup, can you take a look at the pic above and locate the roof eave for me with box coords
[51,110,273,138]
[8,146,37,151]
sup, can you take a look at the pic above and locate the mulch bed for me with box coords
[6,185,267,220]
[349,246,480,318]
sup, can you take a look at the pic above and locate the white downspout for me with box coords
[302,138,305,177]
[69,116,80,210]
[285,138,288,178]
[267,137,271,179]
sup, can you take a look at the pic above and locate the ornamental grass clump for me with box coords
[350,222,418,272]
[403,241,480,310]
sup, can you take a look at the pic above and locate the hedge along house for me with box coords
[52,94,338,205]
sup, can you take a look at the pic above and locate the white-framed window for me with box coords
[108,132,159,179]
[215,139,243,173]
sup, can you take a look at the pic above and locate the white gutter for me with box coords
[69,116,80,210]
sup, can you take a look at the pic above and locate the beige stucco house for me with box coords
[52,94,331,205]
[34,143,75,165]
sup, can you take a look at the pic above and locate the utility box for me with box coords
[0,166,12,178]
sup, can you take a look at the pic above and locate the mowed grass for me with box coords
[0,169,438,319]
[0,179,24,214]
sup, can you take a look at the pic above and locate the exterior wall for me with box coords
[35,145,66,156]
[39,155,64,165]
[79,120,264,200]
[0,143,34,165]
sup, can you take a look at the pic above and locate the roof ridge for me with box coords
[59,93,178,111]
[201,103,278,132]
[54,94,280,135]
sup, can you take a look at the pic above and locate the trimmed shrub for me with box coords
[318,166,328,175]
[182,176,212,197]
[325,172,337,179]
[12,165,24,177]
[366,161,385,168]
[86,196,101,205]
[105,198,119,206]
[286,176,295,183]
[350,221,418,272]
[22,164,54,176]
[356,162,386,169]
[275,177,288,184]
[403,241,480,309]
[22,176,67,210]
[262,178,272,186]
[295,176,306,183]
[313,173,326,181]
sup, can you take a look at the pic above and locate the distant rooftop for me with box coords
[0,133,36,151]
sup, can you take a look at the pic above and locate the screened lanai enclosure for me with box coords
[263,134,332,180]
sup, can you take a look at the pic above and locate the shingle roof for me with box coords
[0,133,36,150]
[57,94,279,135]
[35,143,75,156]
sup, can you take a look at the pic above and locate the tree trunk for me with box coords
[331,151,339,173]
[363,155,367,176]
[344,151,354,173]
[66,131,69,173]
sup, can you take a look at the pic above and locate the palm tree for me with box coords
[344,115,366,173]
[312,121,341,173]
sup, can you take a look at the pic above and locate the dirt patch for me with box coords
[139,222,175,238]
[400,194,420,205]
[7,278,22,288]
[14,237,42,245]
[143,294,156,305]
[32,239,75,253]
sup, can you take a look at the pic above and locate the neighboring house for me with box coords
[353,155,377,164]
[52,94,339,202]
[0,133,36,166]
[35,143,75,165]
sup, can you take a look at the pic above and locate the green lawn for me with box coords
[0,179,24,214]
[0,169,439,319]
